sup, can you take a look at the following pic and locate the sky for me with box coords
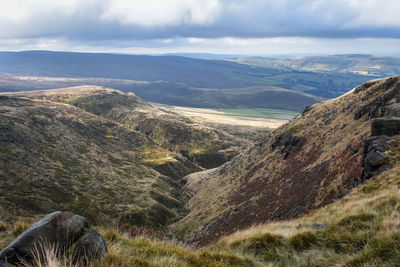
[0,0,399,56]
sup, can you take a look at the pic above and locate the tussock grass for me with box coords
[19,244,78,267]
[0,220,9,232]
[96,229,258,267]
[12,221,30,236]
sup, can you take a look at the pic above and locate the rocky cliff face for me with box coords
[171,76,400,246]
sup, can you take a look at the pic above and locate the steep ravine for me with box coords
[171,76,400,246]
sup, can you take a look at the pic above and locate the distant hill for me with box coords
[162,53,242,60]
[1,51,398,111]
[231,54,400,78]
[0,51,265,88]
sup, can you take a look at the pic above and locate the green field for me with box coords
[220,85,286,93]
[217,108,299,120]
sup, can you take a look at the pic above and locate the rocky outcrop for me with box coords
[361,136,390,181]
[384,103,400,117]
[371,103,400,136]
[0,211,107,266]
[362,102,400,180]
[271,131,304,159]
[371,117,400,136]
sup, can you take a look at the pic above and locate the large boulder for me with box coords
[0,211,107,266]
[71,229,108,265]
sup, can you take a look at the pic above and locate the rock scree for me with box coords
[0,211,107,266]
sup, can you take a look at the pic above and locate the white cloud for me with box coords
[0,0,81,22]
[344,0,400,27]
[101,0,221,27]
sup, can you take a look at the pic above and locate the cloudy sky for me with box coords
[0,0,399,55]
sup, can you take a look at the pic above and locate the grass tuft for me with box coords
[0,221,9,232]
[289,231,318,251]
[12,221,30,236]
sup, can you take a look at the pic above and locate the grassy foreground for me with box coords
[2,161,400,266]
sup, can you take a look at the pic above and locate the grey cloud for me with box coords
[0,0,399,41]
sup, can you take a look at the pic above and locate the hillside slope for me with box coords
[171,76,400,246]
[0,95,188,227]
[0,86,246,229]
[9,86,248,169]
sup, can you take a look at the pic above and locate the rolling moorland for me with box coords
[1,77,400,266]
[2,52,399,112]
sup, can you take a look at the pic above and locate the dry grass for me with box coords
[19,244,78,267]
[0,221,9,232]
[12,221,30,236]
[97,229,260,267]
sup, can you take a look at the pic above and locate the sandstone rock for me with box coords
[364,136,388,153]
[0,211,106,266]
[371,117,400,136]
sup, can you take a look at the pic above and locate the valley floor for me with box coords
[155,105,295,141]
[156,105,295,128]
